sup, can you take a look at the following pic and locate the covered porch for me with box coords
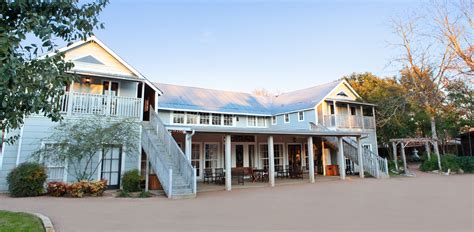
[169,126,367,192]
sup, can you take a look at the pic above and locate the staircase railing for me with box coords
[141,128,173,197]
[343,138,388,178]
[149,106,196,194]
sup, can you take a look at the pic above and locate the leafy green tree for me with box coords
[32,117,139,182]
[0,0,109,140]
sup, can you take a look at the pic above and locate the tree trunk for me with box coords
[431,116,442,171]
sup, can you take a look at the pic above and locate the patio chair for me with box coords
[203,168,214,184]
[214,168,225,185]
[275,165,284,178]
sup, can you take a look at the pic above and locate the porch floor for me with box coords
[197,173,361,193]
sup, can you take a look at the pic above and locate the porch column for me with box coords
[268,136,275,187]
[225,135,232,191]
[357,136,364,178]
[337,137,346,180]
[346,104,352,128]
[185,132,192,161]
[392,142,399,171]
[425,142,431,161]
[106,80,112,116]
[67,80,74,116]
[333,100,338,127]
[307,136,315,183]
[401,143,408,174]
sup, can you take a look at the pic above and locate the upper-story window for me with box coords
[350,106,357,116]
[223,115,234,126]
[199,113,210,125]
[212,114,221,125]
[187,112,198,124]
[272,116,277,125]
[248,116,266,127]
[298,111,304,121]
[284,114,290,123]
[173,111,185,124]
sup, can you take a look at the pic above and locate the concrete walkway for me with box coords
[1,170,472,232]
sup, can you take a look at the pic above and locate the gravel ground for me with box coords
[1,168,472,232]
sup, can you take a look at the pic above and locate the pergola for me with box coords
[389,138,441,174]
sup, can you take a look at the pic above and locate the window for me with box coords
[363,144,372,152]
[284,114,290,123]
[42,143,67,182]
[259,144,283,169]
[223,115,233,126]
[257,117,266,127]
[248,116,256,127]
[173,111,185,124]
[298,111,304,121]
[248,144,255,168]
[187,112,198,124]
[272,116,277,125]
[211,114,221,125]
[199,113,210,125]
[350,106,357,116]
[205,144,219,169]
[191,144,201,177]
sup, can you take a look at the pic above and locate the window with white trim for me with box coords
[257,117,266,127]
[298,111,304,121]
[284,114,290,123]
[211,114,222,125]
[173,111,185,124]
[271,116,277,125]
[259,144,283,169]
[191,144,201,177]
[42,143,68,182]
[186,112,198,124]
[223,115,234,126]
[363,144,372,152]
[199,113,210,125]
[248,116,256,127]
[205,144,219,169]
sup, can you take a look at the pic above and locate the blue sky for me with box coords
[91,0,422,93]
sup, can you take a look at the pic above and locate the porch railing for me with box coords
[343,138,388,178]
[149,105,196,195]
[322,115,375,130]
[58,92,141,119]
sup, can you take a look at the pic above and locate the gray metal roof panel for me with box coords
[154,80,343,116]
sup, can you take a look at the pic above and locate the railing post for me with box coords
[375,157,380,178]
[67,81,74,116]
[168,169,173,199]
[384,158,388,176]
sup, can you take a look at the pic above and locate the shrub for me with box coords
[88,180,107,196]
[116,190,130,198]
[420,154,461,172]
[68,181,89,198]
[47,182,69,197]
[455,156,474,173]
[7,162,47,197]
[122,169,141,192]
[139,191,152,198]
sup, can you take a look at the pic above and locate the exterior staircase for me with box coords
[141,107,196,199]
[311,123,389,178]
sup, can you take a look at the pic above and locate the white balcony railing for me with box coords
[323,115,375,130]
[59,92,141,119]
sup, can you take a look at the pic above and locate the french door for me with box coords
[101,145,122,189]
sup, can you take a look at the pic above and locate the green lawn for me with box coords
[0,210,44,232]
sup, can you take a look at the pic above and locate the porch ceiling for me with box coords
[325,98,376,106]
[165,125,367,137]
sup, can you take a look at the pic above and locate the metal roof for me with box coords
[154,80,342,116]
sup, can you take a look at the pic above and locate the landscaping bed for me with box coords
[0,210,44,232]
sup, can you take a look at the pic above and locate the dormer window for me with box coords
[272,116,277,125]
[284,114,290,123]
[298,111,304,121]
[337,91,348,97]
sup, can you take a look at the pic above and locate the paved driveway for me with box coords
[1,170,473,232]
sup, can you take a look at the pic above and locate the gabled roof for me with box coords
[42,36,162,95]
[154,80,352,115]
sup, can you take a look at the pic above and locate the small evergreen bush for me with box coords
[122,169,141,192]
[116,190,130,198]
[139,191,152,198]
[455,156,474,173]
[7,162,47,197]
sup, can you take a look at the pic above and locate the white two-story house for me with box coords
[0,37,388,199]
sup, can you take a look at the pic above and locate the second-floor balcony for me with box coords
[59,92,142,119]
[323,115,375,130]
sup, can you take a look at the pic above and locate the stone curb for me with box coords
[33,213,55,232]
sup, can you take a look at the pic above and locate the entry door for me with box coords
[192,144,202,178]
[101,146,122,189]
[235,145,244,167]
[288,145,302,169]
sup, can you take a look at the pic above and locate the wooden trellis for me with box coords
[389,138,441,174]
